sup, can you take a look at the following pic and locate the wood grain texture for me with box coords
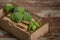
[0,0,60,40]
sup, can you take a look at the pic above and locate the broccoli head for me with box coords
[4,4,14,12]
[14,6,25,14]
[23,12,32,22]
[10,12,23,23]
[29,21,39,32]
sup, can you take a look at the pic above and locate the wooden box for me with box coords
[0,8,49,40]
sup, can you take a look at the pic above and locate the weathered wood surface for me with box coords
[0,0,60,40]
[0,0,60,13]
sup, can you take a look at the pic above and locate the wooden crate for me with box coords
[0,7,49,40]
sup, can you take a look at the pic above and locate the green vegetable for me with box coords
[10,12,23,23]
[23,12,32,22]
[29,21,39,32]
[4,4,14,12]
[14,6,25,14]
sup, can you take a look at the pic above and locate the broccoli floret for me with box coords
[29,21,39,32]
[4,4,14,12]
[10,12,23,23]
[23,12,32,22]
[14,6,25,14]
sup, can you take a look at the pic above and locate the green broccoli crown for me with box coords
[14,6,25,14]
[29,21,39,32]
[4,4,14,12]
[23,12,32,22]
[10,12,23,23]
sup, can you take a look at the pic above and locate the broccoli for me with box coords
[14,6,25,14]
[23,12,32,22]
[10,12,23,23]
[29,21,39,32]
[4,4,14,12]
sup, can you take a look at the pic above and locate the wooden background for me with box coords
[0,0,60,40]
[0,0,60,13]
